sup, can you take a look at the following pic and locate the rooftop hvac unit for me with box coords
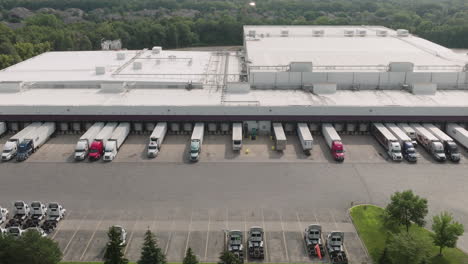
[312,30,324,37]
[280,30,289,37]
[95,66,106,75]
[116,52,125,60]
[344,30,354,37]
[376,30,388,37]
[356,30,367,37]
[168,55,176,61]
[248,30,256,37]
[397,29,409,37]
[133,61,142,70]
[152,46,162,54]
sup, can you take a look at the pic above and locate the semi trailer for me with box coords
[397,123,418,147]
[16,122,56,161]
[272,123,287,151]
[2,122,42,161]
[423,123,460,162]
[147,122,167,158]
[103,122,131,161]
[410,123,446,162]
[385,123,417,162]
[322,123,344,162]
[446,123,468,150]
[297,123,313,155]
[232,123,243,151]
[88,122,118,160]
[74,122,105,161]
[371,123,402,161]
[190,123,204,162]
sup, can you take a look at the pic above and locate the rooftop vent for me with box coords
[133,61,142,70]
[356,30,367,37]
[280,30,289,37]
[344,30,354,37]
[397,29,409,37]
[376,30,388,37]
[152,46,162,54]
[248,30,256,37]
[168,55,176,61]
[95,66,106,75]
[312,30,324,37]
[116,52,125,60]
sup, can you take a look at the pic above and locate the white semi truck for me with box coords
[190,123,204,162]
[410,123,446,162]
[297,123,313,155]
[423,123,460,162]
[103,122,131,161]
[16,122,56,161]
[232,123,243,151]
[272,123,286,151]
[371,123,402,161]
[446,123,468,150]
[74,122,105,160]
[385,123,417,162]
[147,122,167,158]
[2,122,42,161]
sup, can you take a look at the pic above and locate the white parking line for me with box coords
[124,213,140,255]
[184,209,194,255]
[225,207,229,230]
[51,210,71,239]
[204,212,211,262]
[261,208,269,262]
[296,211,308,256]
[279,211,290,263]
[79,216,103,261]
[164,209,177,255]
[329,209,339,229]
[62,210,90,258]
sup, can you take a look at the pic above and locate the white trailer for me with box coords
[74,122,105,160]
[446,123,468,150]
[410,123,446,161]
[423,123,461,162]
[371,123,402,161]
[189,123,204,162]
[147,122,167,158]
[2,122,42,161]
[297,123,313,154]
[272,123,286,151]
[232,123,243,151]
[16,122,56,161]
[397,123,418,146]
[103,122,131,161]
[0,122,6,137]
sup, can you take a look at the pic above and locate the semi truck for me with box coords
[397,123,418,147]
[446,123,468,150]
[247,227,264,259]
[326,231,348,264]
[0,122,6,137]
[423,123,460,162]
[322,123,344,162]
[147,122,167,158]
[88,122,118,160]
[2,122,42,161]
[272,123,286,151]
[232,123,243,151]
[16,122,56,161]
[103,122,131,161]
[74,122,105,161]
[297,123,313,155]
[385,123,417,162]
[371,123,403,161]
[304,224,325,257]
[410,123,446,162]
[226,230,244,263]
[189,123,204,162]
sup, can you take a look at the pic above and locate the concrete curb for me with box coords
[347,204,374,264]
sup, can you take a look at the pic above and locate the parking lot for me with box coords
[0,132,468,263]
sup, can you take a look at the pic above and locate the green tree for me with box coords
[104,226,128,264]
[138,229,166,264]
[431,211,464,256]
[218,251,241,264]
[385,190,428,232]
[387,232,431,264]
[183,247,199,264]
[0,229,62,264]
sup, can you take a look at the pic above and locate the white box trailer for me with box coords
[16,122,56,161]
[423,123,461,162]
[74,122,105,161]
[0,122,6,137]
[232,123,243,151]
[103,122,131,161]
[446,123,468,150]
[397,123,418,146]
[410,123,446,161]
[371,123,403,161]
[190,123,204,162]
[297,123,313,154]
[147,122,167,158]
[2,122,42,161]
[272,123,286,151]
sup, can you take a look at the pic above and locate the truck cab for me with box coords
[13,201,30,219]
[248,227,264,259]
[331,141,344,162]
[103,141,117,161]
[304,224,325,257]
[388,142,403,161]
[444,141,460,162]
[227,230,244,263]
[74,140,89,160]
[88,141,104,160]
[401,141,417,162]
[16,140,33,161]
[190,140,201,162]
[2,141,17,161]
[147,141,160,158]
[432,142,447,162]
[30,201,47,220]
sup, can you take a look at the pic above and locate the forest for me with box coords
[0,0,467,69]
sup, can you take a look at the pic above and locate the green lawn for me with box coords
[350,204,468,264]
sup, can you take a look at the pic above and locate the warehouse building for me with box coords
[0,25,467,126]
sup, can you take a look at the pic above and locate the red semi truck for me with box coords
[322,123,344,161]
[88,122,118,160]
